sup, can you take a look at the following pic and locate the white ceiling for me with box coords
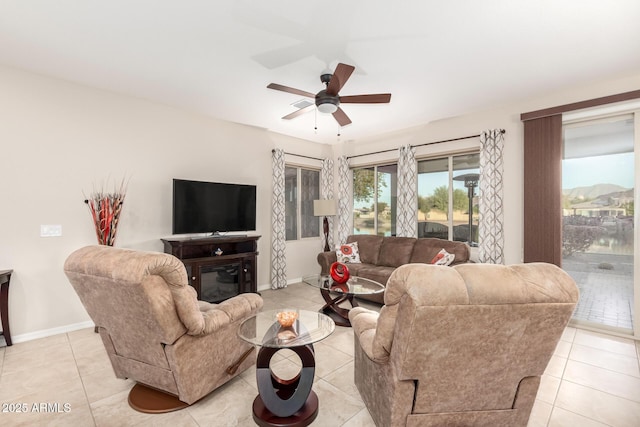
[1,1,639,144]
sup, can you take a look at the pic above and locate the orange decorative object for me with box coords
[330,262,350,284]
[276,311,298,327]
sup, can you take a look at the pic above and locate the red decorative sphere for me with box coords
[329,262,350,284]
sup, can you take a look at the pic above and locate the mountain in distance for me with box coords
[562,184,631,200]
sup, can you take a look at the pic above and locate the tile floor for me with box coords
[1,283,640,426]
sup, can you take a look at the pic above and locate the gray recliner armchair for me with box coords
[349,262,578,426]
[64,245,263,412]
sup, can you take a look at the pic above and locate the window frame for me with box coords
[284,164,321,241]
[416,150,481,244]
[352,163,398,236]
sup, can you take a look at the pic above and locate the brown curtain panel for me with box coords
[523,115,563,266]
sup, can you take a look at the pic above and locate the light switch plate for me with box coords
[41,224,62,237]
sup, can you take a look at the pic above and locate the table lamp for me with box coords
[313,199,336,252]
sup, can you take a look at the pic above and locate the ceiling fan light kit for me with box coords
[315,90,339,114]
[267,62,391,128]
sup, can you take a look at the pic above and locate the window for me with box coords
[352,164,397,236]
[417,153,480,245]
[285,166,320,240]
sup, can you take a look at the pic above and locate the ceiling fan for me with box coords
[267,63,391,127]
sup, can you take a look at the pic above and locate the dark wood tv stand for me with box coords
[161,235,260,303]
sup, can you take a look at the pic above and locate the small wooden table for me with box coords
[302,274,385,327]
[0,269,13,346]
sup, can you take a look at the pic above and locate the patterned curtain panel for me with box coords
[271,149,287,289]
[336,156,352,245]
[320,158,335,250]
[478,130,505,264]
[396,145,418,237]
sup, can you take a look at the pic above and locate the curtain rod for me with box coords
[345,129,505,160]
[272,149,324,161]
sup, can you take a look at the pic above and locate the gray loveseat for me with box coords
[317,235,471,304]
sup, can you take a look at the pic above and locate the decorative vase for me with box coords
[84,179,127,246]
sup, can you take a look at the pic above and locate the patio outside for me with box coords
[563,251,634,330]
[562,212,634,331]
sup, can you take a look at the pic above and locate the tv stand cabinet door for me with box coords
[240,255,257,294]
[183,262,201,298]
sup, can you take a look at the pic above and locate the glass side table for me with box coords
[302,274,385,327]
[238,309,335,427]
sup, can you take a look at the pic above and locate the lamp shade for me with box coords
[313,199,336,217]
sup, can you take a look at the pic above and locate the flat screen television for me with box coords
[172,179,257,235]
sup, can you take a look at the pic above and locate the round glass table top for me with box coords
[238,309,335,349]
[302,274,385,295]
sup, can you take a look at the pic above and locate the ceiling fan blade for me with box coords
[326,63,355,96]
[267,83,315,98]
[282,104,315,120]
[340,93,392,104]
[332,107,352,127]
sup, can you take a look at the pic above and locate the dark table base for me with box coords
[252,391,318,427]
[319,288,358,327]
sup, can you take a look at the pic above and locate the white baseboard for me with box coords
[256,278,302,292]
[8,321,95,345]
[257,283,271,292]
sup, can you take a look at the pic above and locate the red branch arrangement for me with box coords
[84,179,128,246]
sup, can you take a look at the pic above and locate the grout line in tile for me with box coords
[549,405,609,427]
[67,331,98,427]
[561,377,640,407]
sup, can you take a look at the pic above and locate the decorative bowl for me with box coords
[276,311,298,328]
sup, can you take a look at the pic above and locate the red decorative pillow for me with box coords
[430,248,455,266]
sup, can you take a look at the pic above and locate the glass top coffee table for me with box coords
[302,274,385,327]
[238,309,335,427]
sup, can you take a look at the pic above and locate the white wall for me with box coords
[0,65,327,341]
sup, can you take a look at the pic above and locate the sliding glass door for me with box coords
[562,114,635,332]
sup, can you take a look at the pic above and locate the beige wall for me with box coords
[2,63,639,342]
[0,65,328,341]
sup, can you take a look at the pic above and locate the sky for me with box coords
[562,152,634,190]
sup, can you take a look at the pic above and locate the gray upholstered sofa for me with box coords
[350,262,579,426]
[317,235,471,303]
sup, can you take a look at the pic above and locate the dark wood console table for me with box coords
[0,269,13,346]
[162,235,260,303]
